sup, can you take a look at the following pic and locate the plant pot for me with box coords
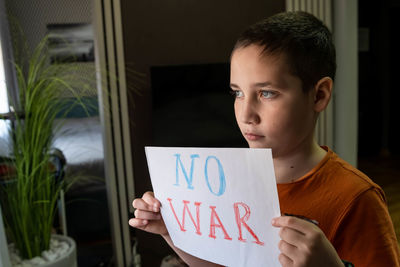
[8,234,77,267]
[42,235,77,267]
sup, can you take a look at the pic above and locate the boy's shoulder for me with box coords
[318,147,384,199]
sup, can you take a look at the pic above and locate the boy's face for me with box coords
[230,44,316,157]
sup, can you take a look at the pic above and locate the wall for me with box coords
[333,0,358,166]
[120,1,285,265]
[122,1,284,67]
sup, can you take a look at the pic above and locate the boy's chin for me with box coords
[247,142,271,149]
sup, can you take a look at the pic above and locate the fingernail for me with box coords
[153,204,159,212]
[271,219,276,225]
[142,220,148,225]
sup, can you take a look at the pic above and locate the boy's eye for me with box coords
[229,90,243,98]
[260,90,276,99]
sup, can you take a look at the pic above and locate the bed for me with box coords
[53,116,104,179]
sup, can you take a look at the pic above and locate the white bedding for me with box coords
[0,116,104,171]
[53,116,104,166]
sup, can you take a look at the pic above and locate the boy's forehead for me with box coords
[230,45,301,90]
[231,45,291,73]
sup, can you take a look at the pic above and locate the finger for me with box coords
[142,191,161,212]
[132,198,154,211]
[279,226,306,247]
[278,240,299,259]
[278,252,293,267]
[128,218,149,229]
[272,216,318,235]
[134,209,162,220]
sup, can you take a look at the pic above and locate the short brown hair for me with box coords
[233,11,336,92]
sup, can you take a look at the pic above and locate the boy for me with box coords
[129,11,400,266]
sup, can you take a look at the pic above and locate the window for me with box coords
[0,38,10,154]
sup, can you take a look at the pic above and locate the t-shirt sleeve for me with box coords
[331,188,400,266]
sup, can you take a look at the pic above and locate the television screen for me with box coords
[151,63,246,148]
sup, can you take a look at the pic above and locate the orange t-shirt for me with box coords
[277,147,400,266]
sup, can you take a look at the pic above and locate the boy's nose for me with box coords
[239,99,260,125]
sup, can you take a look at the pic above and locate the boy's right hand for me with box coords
[128,191,168,236]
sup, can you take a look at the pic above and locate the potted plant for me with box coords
[0,35,95,266]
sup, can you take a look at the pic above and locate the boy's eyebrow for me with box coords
[229,82,273,89]
[252,82,272,88]
[230,83,240,89]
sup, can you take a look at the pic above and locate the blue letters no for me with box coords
[204,156,226,196]
[174,154,199,189]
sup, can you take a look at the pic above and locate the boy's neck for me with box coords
[273,141,327,184]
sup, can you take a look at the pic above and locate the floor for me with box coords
[75,239,113,267]
[358,154,400,245]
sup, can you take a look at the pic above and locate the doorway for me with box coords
[358,0,400,244]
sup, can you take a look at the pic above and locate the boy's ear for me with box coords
[313,77,333,112]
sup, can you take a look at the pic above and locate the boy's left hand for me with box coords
[272,216,343,267]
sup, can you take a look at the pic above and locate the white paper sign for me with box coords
[145,147,281,267]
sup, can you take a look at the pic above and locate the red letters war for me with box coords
[167,198,264,246]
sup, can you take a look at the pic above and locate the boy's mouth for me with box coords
[244,132,264,141]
